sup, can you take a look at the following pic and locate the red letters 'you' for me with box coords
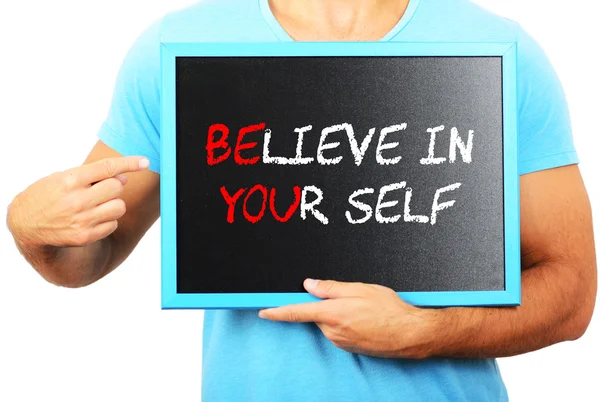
[206,123,231,166]
[269,186,301,222]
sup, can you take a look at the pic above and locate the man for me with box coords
[6,0,596,400]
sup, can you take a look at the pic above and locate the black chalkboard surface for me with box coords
[160,43,520,308]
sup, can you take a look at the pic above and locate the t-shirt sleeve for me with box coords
[96,19,162,173]
[516,25,578,176]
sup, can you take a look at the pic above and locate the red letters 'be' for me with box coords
[206,122,264,166]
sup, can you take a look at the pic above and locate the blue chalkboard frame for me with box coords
[160,42,519,309]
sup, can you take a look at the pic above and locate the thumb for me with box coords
[303,278,369,299]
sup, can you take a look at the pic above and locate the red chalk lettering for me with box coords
[269,186,301,222]
[207,123,232,165]
[243,184,268,223]
[235,122,264,165]
[220,186,246,223]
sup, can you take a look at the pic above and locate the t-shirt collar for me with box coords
[259,0,422,42]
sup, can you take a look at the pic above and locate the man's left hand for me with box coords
[258,279,441,359]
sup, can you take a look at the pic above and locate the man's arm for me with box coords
[6,140,159,288]
[431,164,596,357]
[259,164,597,359]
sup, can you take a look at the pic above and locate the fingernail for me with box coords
[115,174,128,185]
[305,278,320,289]
[258,310,266,318]
[139,158,150,169]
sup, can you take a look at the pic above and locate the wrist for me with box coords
[423,307,484,358]
[413,307,447,359]
[7,195,60,261]
[388,305,445,359]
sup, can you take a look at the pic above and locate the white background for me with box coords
[0,1,598,401]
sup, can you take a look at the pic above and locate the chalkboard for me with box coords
[160,43,520,309]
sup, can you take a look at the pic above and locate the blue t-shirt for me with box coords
[97,0,579,400]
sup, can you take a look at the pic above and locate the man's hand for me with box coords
[7,156,149,249]
[6,149,156,288]
[258,278,439,359]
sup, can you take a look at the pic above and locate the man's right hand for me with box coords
[7,156,149,249]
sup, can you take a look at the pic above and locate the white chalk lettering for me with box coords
[420,125,447,165]
[403,187,429,223]
[291,125,315,165]
[449,127,474,163]
[431,182,462,225]
[375,182,406,223]
[317,124,345,165]
[346,187,375,224]
[301,185,329,225]
[347,127,376,166]
[263,128,295,165]
[376,123,406,165]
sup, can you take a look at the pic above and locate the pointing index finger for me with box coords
[80,156,150,185]
[258,301,329,323]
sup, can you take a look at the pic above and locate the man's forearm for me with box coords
[12,235,114,288]
[7,202,115,288]
[423,260,596,359]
